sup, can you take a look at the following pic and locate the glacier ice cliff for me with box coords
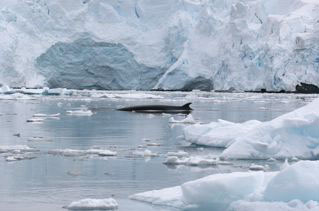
[1,0,319,91]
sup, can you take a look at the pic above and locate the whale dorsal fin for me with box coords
[182,103,192,110]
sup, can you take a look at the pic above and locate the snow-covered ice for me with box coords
[184,119,261,148]
[183,98,319,160]
[48,148,117,157]
[66,109,93,116]
[0,145,37,153]
[164,156,220,167]
[132,149,158,158]
[131,161,319,210]
[166,151,189,158]
[33,113,60,118]
[65,198,118,210]
[169,114,196,124]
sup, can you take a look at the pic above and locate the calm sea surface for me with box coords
[0,91,316,211]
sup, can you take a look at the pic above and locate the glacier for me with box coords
[1,0,319,91]
[130,161,319,211]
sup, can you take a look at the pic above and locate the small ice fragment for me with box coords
[249,164,265,171]
[66,109,93,116]
[291,157,299,162]
[65,198,118,210]
[33,113,60,118]
[48,148,117,157]
[169,114,196,124]
[267,157,277,162]
[147,114,155,118]
[166,151,189,158]
[281,159,290,170]
[134,149,158,157]
[164,156,218,166]
[28,136,52,142]
[5,153,36,162]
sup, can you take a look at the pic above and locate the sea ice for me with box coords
[184,98,319,159]
[65,198,118,210]
[131,161,319,211]
[33,113,60,118]
[66,109,93,116]
[169,114,196,124]
[48,148,117,157]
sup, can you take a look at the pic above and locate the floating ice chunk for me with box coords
[264,161,319,202]
[166,150,189,158]
[27,136,52,142]
[0,145,37,153]
[169,114,196,124]
[131,161,319,210]
[65,198,118,210]
[184,98,319,159]
[129,186,185,208]
[0,93,35,100]
[5,153,36,162]
[131,170,276,210]
[48,148,117,157]
[184,120,261,148]
[66,109,93,116]
[86,149,117,157]
[164,156,218,166]
[0,85,11,94]
[229,200,319,211]
[33,113,60,118]
[249,164,265,171]
[133,149,158,157]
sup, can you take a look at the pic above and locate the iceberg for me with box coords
[184,98,319,160]
[130,161,319,211]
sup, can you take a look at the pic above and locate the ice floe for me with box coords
[5,153,37,162]
[48,148,117,157]
[0,145,37,153]
[133,149,158,157]
[131,161,319,211]
[169,114,196,124]
[184,119,261,148]
[66,109,93,116]
[65,198,118,210]
[183,98,319,159]
[33,113,60,118]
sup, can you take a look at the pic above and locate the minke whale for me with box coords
[118,103,192,113]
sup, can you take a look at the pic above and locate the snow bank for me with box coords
[184,98,319,160]
[131,161,319,210]
[65,198,118,210]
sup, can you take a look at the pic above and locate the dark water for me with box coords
[0,91,316,211]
